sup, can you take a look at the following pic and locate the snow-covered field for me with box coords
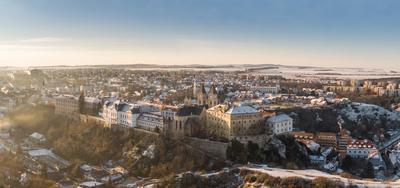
[253,65,400,79]
[242,167,400,187]
[21,64,400,79]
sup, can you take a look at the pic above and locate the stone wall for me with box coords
[185,137,228,159]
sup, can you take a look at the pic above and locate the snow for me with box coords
[142,145,155,159]
[241,167,400,187]
[340,102,400,123]
[79,181,104,187]
[266,114,293,123]
[225,105,258,115]
[310,97,327,107]
[28,149,53,157]
[30,132,46,141]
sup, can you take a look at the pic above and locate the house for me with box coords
[266,113,293,135]
[347,139,378,159]
[291,131,314,143]
[337,130,352,156]
[316,132,337,148]
[309,155,326,165]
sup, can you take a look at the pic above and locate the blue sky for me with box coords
[0,0,399,69]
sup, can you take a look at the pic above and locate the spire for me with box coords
[201,83,206,94]
[209,84,216,95]
[193,80,198,96]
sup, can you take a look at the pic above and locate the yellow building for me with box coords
[205,104,266,145]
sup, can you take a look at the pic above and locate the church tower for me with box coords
[193,80,198,97]
[197,83,207,106]
[208,84,218,107]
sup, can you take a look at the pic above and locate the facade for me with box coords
[102,100,157,128]
[55,95,79,115]
[250,84,280,94]
[337,130,352,156]
[266,114,293,135]
[347,139,377,159]
[309,155,326,165]
[167,106,203,139]
[315,132,337,148]
[55,95,101,116]
[103,100,119,126]
[137,112,166,132]
[197,84,219,107]
[83,97,101,115]
[161,107,177,121]
[316,132,337,148]
[205,104,265,145]
[291,131,314,144]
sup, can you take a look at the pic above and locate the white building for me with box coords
[102,100,159,128]
[250,84,280,94]
[161,107,177,121]
[137,112,166,132]
[266,113,293,135]
[347,139,378,159]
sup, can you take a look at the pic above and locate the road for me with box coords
[379,132,400,152]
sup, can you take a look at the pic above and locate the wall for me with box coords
[184,137,228,159]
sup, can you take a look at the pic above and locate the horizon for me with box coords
[1,0,400,70]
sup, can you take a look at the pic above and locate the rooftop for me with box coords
[266,113,293,123]
[225,105,259,115]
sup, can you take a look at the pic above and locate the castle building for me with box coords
[205,104,266,145]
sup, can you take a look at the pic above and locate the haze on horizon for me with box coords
[0,0,400,70]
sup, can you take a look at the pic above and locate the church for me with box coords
[193,82,219,108]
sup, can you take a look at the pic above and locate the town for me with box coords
[1,65,400,187]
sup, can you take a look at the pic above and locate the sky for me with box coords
[0,0,399,70]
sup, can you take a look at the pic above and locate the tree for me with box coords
[361,161,374,179]
[312,177,341,188]
[340,155,353,171]
[226,140,248,164]
[41,163,48,178]
[247,141,261,162]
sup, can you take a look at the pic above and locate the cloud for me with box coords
[18,37,67,43]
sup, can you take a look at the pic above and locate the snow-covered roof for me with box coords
[225,105,258,115]
[267,114,293,123]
